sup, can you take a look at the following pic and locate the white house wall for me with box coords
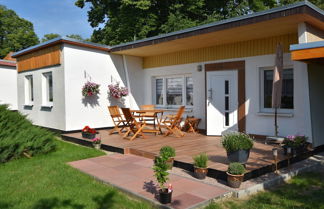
[0,65,17,110]
[17,65,66,130]
[141,54,312,139]
[63,44,136,131]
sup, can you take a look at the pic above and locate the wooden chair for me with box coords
[161,106,185,137]
[140,104,156,127]
[108,106,127,135]
[121,108,147,141]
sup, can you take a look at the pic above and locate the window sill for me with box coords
[23,103,34,107]
[41,103,53,108]
[257,112,294,117]
[156,106,193,113]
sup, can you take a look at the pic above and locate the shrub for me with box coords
[0,105,56,163]
[283,135,307,147]
[193,153,208,168]
[153,155,169,190]
[227,162,245,175]
[160,146,176,159]
[221,132,253,152]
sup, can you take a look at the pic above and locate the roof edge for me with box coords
[290,40,324,51]
[0,59,16,67]
[12,37,111,58]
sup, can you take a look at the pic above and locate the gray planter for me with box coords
[227,149,250,164]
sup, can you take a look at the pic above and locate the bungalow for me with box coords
[0,59,17,110]
[12,1,324,146]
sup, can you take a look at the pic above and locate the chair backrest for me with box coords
[108,106,122,117]
[171,106,185,127]
[140,105,155,110]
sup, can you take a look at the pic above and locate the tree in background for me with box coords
[0,5,39,58]
[75,0,323,46]
[41,33,60,43]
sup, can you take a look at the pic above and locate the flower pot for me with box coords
[194,166,208,179]
[283,145,306,156]
[227,149,250,164]
[166,157,174,170]
[159,189,172,204]
[93,143,101,150]
[82,132,96,139]
[227,172,244,188]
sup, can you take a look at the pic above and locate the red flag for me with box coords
[272,44,283,108]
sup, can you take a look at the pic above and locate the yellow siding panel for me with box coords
[143,33,298,69]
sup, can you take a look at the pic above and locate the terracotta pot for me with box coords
[166,157,174,170]
[227,172,244,188]
[194,166,208,179]
[159,189,172,204]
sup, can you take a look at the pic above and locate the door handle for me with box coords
[208,88,213,100]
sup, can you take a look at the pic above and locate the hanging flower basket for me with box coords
[82,81,100,97]
[108,83,128,99]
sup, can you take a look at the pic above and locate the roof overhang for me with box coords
[111,1,324,57]
[290,41,324,63]
[0,59,16,67]
[12,37,111,58]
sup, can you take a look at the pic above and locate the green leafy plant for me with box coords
[193,153,208,168]
[228,162,246,175]
[160,146,176,159]
[283,135,307,147]
[221,132,253,152]
[0,105,56,163]
[153,154,169,190]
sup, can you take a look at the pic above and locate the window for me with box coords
[154,75,193,107]
[42,72,53,105]
[25,75,34,105]
[261,68,294,112]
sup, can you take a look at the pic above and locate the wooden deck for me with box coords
[63,129,285,173]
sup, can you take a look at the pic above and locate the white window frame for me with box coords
[42,72,53,107]
[153,74,193,109]
[259,66,294,114]
[24,75,34,106]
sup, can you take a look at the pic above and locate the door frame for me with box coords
[205,60,246,133]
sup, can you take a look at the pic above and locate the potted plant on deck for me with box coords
[227,162,246,188]
[160,146,176,170]
[282,135,308,156]
[222,132,253,164]
[92,137,101,150]
[82,126,97,139]
[153,153,172,204]
[193,153,208,179]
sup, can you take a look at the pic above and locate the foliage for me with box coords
[206,172,324,209]
[227,162,245,175]
[75,0,323,46]
[108,83,128,99]
[0,105,56,163]
[82,126,96,134]
[221,132,253,152]
[82,81,100,97]
[0,5,39,58]
[153,154,169,190]
[159,146,176,159]
[193,153,208,168]
[0,139,154,209]
[66,34,84,40]
[41,33,60,42]
[283,135,307,147]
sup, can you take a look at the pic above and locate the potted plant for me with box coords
[82,81,100,97]
[92,137,101,149]
[221,132,253,164]
[282,135,308,156]
[153,154,172,204]
[193,153,208,179]
[108,83,128,99]
[160,146,176,170]
[227,162,246,188]
[82,126,97,139]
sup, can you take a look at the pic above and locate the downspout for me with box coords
[122,55,132,107]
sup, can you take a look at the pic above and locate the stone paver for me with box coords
[69,153,230,209]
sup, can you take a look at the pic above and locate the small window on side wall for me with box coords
[261,68,294,112]
[42,72,53,106]
[25,75,34,105]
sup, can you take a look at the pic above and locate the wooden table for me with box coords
[131,109,165,134]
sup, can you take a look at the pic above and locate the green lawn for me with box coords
[206,172,324,209]
[0,139,154,209]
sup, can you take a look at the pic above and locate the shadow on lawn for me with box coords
[32,198,85,209]
[92,191,116,209]
[0,201,12,209]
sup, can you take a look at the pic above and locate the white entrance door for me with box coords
[206,70,238,135]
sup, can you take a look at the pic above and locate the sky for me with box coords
[0,0,94,40]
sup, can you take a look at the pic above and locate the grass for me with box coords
[206,172,324,209]
[0,139,155,209]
